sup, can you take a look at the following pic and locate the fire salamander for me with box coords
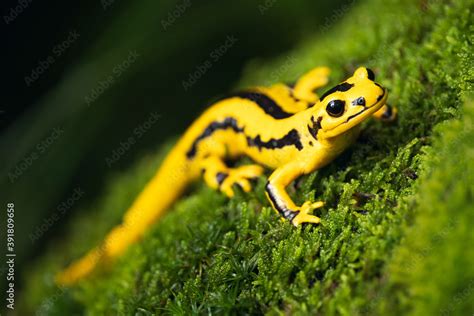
[57,66,396,285]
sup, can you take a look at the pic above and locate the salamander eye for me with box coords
[326,100,345,117]
[352,97,366,106]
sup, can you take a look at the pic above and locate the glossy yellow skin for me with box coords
[56,66,396,286]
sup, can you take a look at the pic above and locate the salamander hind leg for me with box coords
[200,156,264,197]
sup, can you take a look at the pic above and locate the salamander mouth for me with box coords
[345,89,386,123]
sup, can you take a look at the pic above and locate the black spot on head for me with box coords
[366,68,375,81]
[320,82,354,101]
[307,116,322,140]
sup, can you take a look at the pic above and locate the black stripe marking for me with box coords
[186,117,243,159]
[319,82,354,101]
[247,129,303,151]
[232,91,293,119]
[186,117,303,159]
[265,182,299,222]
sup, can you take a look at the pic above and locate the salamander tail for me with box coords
[56,149,194,286]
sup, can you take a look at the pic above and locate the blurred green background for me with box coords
[1,0,349,294]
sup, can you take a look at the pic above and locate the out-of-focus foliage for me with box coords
[384,98,474,316]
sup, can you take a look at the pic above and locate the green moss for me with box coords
[379,98,474,316]
[18,0,473,314]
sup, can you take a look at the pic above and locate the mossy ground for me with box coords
[18,0,473,314]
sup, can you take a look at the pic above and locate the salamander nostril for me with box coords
[352,97,366,107]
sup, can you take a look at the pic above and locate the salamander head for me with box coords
[315,67,388,139]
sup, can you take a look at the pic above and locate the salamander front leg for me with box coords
[293,66,331,103]
[200,156,264,197]
[266,164,324,226]
[373,104,397,122]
